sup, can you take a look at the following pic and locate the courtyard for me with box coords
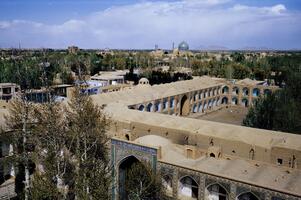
[193,106,248,126]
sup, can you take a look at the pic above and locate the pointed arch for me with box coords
[236,192,260,200]
[205,183,229,200]
[178,175,199,199]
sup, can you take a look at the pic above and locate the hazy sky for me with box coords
[0,0,301,49]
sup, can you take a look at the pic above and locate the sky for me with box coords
[0,0,301,50]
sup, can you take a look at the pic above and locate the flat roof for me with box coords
[136,135,301,197]
[92,76,223,105]
[91,76,301,151]
[0,83,18,87]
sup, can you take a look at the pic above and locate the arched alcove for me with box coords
[205,183,229,200]
[232,87,239,95]
[125,134,130,141]
[178,176,199,199]
[193,104,198,113]
[163,98,168,110]
[154,101,160,112]
[242,99,249,107]
[249,149,255,160]
[180,95,190,116]
[162,175,173,193]
[222,86,229,94]
[242,87,249,96]
[221,97,228,105]
[146,103,153,112]
[236,192,260,200]
[210,153,216,158]
[170,97,175,108]
[198,103,202,112]
[138,105,145,111]
[252,88,260,97]
[118,156,146,200]
[232,97,238,105]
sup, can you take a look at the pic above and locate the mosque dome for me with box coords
[178,41,189,51]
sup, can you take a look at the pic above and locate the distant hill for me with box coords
[241,46,274,51]
[198,45,229,51]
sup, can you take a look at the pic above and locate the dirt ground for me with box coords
[194,106,248,126]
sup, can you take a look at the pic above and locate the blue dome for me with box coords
[178,41,189,51]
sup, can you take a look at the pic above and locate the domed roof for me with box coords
[178,41,189,51]
[138,78,149,85]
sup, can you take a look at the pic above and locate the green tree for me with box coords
[32,100,70,199]
[4,96,37,199]
[125,161,170,200]
[243,66,301,134]
[67,88,111,199]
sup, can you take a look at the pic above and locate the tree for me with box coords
[4,96,37,200]
[124,161,170,200]
[31,100,70,199]
[243,66,301,134]
[242,93,276,130]
[67,88,111,199]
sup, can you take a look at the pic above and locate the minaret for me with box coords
[172,42,175,50]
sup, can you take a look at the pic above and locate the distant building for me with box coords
[0,83,20,101]
[68,46,79,54]
[178,41,189,51]
[91,70,127,86]
[25,84,73,103]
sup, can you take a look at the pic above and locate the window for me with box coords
[125,134,130,141]
[277,158,283,165]
[210,153,216,158]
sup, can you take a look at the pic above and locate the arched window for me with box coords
[212,99,216,107]
[163,98,168,110]
[154,101,160,112]
[125,134,130,141]
[249,149,255,160]
[170,97,175,108]
[208,89,212,97]
[198,103,202,112]
[252,88,260,97]
[206,183,229,200]
[146,103,153,112]
[221,97,228,105]
[242,98,248,107]
[162,175,173,192]
[208,100,212,109]
[242,87,249,96]
[138,105,145,111]
[222,86,229,94]
[179,176,199,199]
[232,87,239,95]
[236,192,259,200]
[193,104,198,113]
[193,93,197,102]
[216,98,220,106]
[232,97,238,105]
[209,138,214,146]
